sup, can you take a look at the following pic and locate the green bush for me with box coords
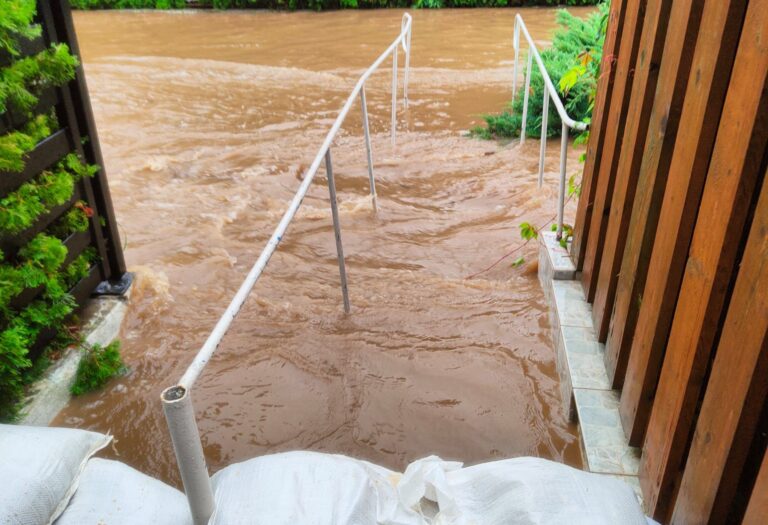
[71,341,126,395]
[475,2,608,139]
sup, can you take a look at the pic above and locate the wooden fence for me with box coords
[1,0,128,359]
[571,0,767,521]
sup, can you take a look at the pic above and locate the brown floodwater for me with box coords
[54,7,589,487]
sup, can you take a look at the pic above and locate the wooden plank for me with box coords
[580,0,647,301]
[605,0,704,387]
[618,0,748,446]
[743,448,768,525]
[671,167,768,524]
[571,0,627,270]
[591,0,673,341]
[639,0,768,516]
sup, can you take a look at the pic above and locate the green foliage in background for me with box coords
[474,1,608,139]
[70,0,601,10]
[0,1,117,421]
[71,341,126,396]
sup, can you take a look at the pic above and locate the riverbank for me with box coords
[71,1,600,10]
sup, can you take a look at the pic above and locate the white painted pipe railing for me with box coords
[513,14,587,240]
[162,14,412,525]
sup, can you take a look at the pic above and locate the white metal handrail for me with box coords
[513,14,588,239]
[161,15,412,525]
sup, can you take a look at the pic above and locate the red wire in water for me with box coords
[464,193,574,280]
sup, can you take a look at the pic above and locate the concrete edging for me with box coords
[538,232,643,504]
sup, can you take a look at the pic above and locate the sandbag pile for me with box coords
[1,424,651,525]
[0,424,191,525]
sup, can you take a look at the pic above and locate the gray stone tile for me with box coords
[539,231,576,281]
[552,281,593,328]
[573,388,641,476]
[561,326,610,390]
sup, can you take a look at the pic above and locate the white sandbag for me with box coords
[0,424,110,525]
[398,456,647,525]
[208,451,423,525]
[54,458,192,525]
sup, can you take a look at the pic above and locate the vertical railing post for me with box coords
[360,86,377,212]
[403,19,411,107]
[520,50,533,145]
[513,20,520,102]
[557,122,568,240]
[325,149,351,313]
[391,45,398,147]
[162,387,215,525]
[538,91,549,188]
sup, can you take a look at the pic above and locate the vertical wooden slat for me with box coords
[671,167,768,524]
[572,0,627,270]
[618,0,748,446]
[743,448,768,525]
[639,1,768,515]
[579,0,647,302]
[590,0,672,341]
[604,0,704,387]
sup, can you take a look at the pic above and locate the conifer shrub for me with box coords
[474,2,608,139]
[71,341,126,395]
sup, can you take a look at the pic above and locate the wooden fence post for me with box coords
[604,0,704,387]
[639,0,768,515]
[590,0,673,342]
[743,448,768,525]
[618,0,748,446]
[579,0,647,302]
[671,166,768,524]
[572,0,627,270]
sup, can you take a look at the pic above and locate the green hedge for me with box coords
[474,2,608,139]
[70,0,601,10]
[1,0,104,420]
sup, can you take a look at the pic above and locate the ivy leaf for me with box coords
[568,175,582,197]
[519,222,538,241]
[511,256,525,268]
[558,64,587,96]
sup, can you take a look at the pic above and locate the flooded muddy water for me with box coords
[55,7,589,486]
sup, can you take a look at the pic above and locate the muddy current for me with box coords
[54,7,589,486]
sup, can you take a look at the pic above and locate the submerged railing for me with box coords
[512,14,588,240]
[161,15,412,525]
